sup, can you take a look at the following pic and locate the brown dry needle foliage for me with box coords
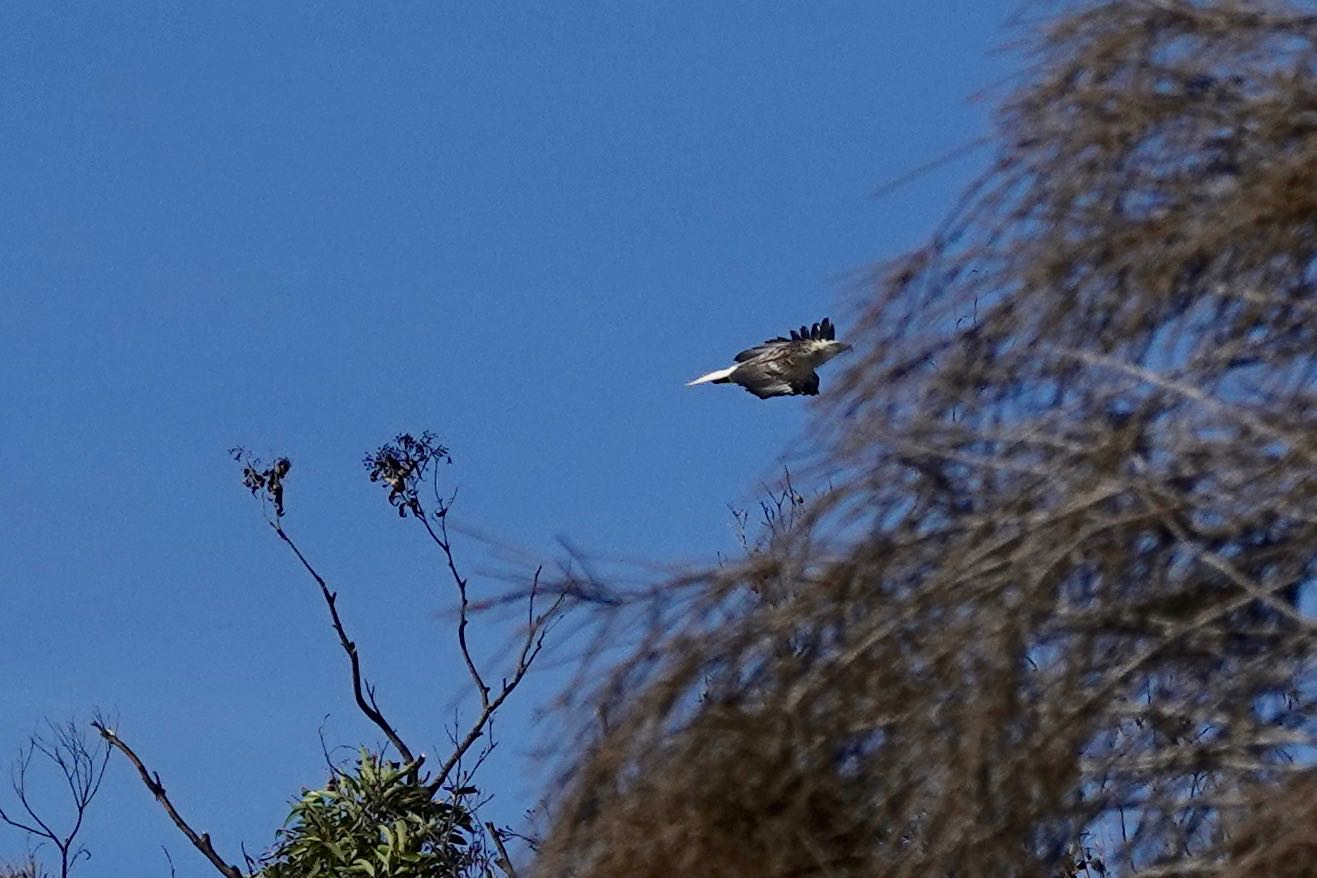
[534,2,1317,876]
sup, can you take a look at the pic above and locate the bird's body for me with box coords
[687,317,851,399]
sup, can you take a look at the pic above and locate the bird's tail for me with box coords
[686,365,737,386]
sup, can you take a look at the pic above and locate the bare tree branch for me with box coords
[484,821,518,878]
[269,521,416,767]
[233,448,418,767]
[0,721,109,878]
[431,565,565,792]
[90,721,242,878]
[361,433,568,794]
[420,508,492,709]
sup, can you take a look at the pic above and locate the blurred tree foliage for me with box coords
[535,2,1317,876]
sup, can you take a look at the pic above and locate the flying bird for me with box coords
[687,317,852,399]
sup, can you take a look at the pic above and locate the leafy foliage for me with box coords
[258,750,476,878]
[230,448,293,518]
[363,433,451,518]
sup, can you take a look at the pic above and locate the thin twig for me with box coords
[410,489,565,790]
[419,511,492,708]
[431,567,564,791]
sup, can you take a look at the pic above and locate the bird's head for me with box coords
[809,339,852,365]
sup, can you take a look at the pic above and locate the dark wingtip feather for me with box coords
[781,319,838,343]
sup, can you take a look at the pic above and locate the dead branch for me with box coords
[0,720,109,878]
[430,564,565,792]
[91,721,243,878]
[270,521,417,767]
[361,434,568,795]
[420,509,493,709]
[485,821,519,878]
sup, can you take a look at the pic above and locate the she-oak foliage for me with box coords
[535,2,1317,876]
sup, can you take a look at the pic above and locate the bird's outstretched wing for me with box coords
[733,340,790,363]
[733,317,835,362]
[792,371,821,395]
[730,358,822,398]
[736,371,796,399]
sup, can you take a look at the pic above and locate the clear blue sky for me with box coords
[1,2,1015,871]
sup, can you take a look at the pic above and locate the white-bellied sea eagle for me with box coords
[686,317,852,399]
